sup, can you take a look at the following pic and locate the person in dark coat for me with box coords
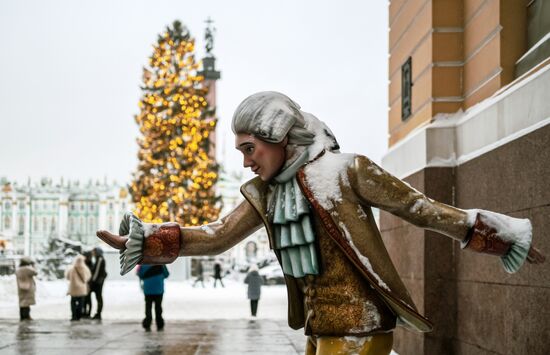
[213,261,224,288]
[244,264,264,317]
[192,259,205,288]
[15,257,37,321]
[137,264,170,331]
[82,250,94,318]
[90,247,107,320]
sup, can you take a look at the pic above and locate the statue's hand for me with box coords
[96,230,128,251]
[527,245,545,264]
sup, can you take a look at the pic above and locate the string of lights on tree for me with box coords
[130,20,221,226]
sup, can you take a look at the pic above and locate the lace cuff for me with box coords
[119,212,145,275]
[462,210,532,274]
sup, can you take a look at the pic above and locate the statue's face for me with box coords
[235,133,287,181]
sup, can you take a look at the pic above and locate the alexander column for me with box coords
[199,17,221,161]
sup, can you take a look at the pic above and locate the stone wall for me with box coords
[381,125,550,354]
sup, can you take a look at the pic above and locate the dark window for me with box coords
[517,0,550,76]
[19,216,25,235]
[401,57,412,121]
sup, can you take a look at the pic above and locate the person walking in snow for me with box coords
[244,264,264,317]
[65,254,92,321]
[90,246,107,320]
[137,264,170,331]
[212,261,224,288]
[98,91,544,354]
[16,257,37,321]
[192,259,205,288]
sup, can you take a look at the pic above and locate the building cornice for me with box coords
[382,63,550,178]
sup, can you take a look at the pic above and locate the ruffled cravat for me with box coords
[268,149,319,278]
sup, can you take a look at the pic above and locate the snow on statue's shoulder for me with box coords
[304,151,355,210]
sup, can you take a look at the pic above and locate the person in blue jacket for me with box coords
[137,264,169,331]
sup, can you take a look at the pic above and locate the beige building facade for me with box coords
[384,1,550,354]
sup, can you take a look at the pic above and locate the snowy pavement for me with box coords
[0,319,306,354]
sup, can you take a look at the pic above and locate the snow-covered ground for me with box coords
[0,275,287,320]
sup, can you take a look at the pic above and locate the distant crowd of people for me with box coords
[15,254,265,328]
[15,247,107,322]
[65,247,107,321]
[192,260,227,288]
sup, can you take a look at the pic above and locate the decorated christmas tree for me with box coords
[130,20,221,226]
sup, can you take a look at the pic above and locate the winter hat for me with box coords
[94,247,103,256]
[73,254,86,266]
[19,256,33,266]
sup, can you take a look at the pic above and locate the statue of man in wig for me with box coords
[98,91,544,354]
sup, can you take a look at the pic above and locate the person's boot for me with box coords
[157,318,165,331]
[142,318,151,332]
[92,313,101,320]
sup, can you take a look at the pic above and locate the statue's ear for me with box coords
[281,136,289,147]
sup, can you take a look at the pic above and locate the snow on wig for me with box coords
[231,91,315,146]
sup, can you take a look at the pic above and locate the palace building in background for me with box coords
[0,177,132,257]
[382,1,550,354]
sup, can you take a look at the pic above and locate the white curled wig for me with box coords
[231,91,316,146]
[232,91,340,154]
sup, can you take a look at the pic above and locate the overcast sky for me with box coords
[0,0,388,185]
